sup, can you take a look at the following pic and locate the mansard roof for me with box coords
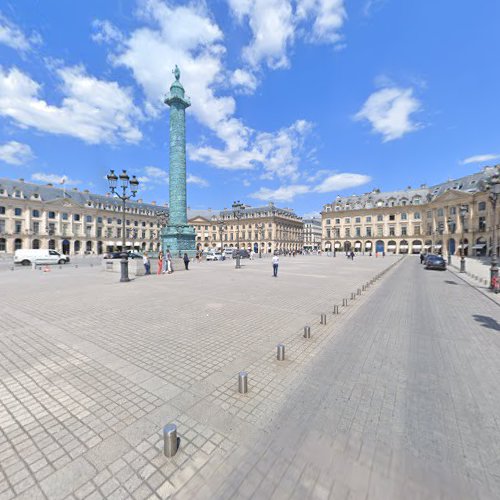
[325,166,498,211]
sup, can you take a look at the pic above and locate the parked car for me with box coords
[233,249,250,259]
[423,253,437,265]
[14,249,70,266]
[425,255,446,270]
[103,251,143,259]
[223,248,234,258]
[206,252,224,261]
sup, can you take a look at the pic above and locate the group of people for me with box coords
[142,251,191,275]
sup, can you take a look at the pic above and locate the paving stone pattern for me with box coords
[1,255,499,499]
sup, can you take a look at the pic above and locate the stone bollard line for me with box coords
[333,305,339,314]
[304,325,311,338]
[342,298,348,306]
[320,313,327,325]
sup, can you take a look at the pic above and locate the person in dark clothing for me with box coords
[183,253,190,270]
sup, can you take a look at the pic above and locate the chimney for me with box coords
[151,201,156,205]
[19,178,24,182]
[72,187,78,191]
[47,183,53,187]
[137,199,143,203]
[106,192,110,197]
[83,189,89,193]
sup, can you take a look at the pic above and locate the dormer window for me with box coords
[14,190,21,198]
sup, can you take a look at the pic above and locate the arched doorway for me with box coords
[324,241,332,251]
[424,240,432,253]
[48,239,56,250]
[399,239,409,254]
[435,240,443,255]
[459,238,469,256]
[14,238,22,250]
[375,240,384,253]
[447,238,456,256]
[32,239,40,249]
[387,240,397,253]
[62,239,70,255]
[354,241,362,253]
[74,240,81,254]
[412,240,422,254]
[365,241,372,253]
[473,237,486,256]
[344,241,352,252]
[0,238,6,252]
[97,241,104,254]
[253,243,258,253]
[86,241,92,253]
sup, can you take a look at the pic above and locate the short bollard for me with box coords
[320,313,327,325]
[163,424,178,457]
[357,288,361,295]
[333,305,339,314]
[277,343,285,361]
[342,298,348,306]
[304,325,311,338]
[238,371,248,394]
[351,292,356,300]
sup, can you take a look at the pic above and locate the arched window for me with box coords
[0,238,6,252]
[32,239,40,249]
[48,239,56,250]
[14,238,22,250]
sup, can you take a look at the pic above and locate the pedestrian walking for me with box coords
[157,250,163,275]
[350,250,355,260]
[183,253,190,270]
[143,252,151,275]
[167,251,173,274]
[272,253,279,277]
[420,252,425,264]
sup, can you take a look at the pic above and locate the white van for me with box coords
[14,249,70,266]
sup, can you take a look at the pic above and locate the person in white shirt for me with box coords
[143,252,151,275]
[272,254,279,277]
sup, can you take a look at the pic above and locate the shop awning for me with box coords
[472,243,486,249]
[365,242,372,248]
[458,244,469,249]
[400,244,409,249]
[354,243,362,248]
[434,245,442,249]
[334,242,341,248]
[424,245,431,249]
[387,244,396,249]
[412,244,422,249]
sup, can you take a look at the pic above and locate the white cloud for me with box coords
[187,174,209,187]
[138,166,169,186]
[91,20,124,45]
[0,14,40,52]
[0,141,34,165]
[354,86,422,142]
[251,184,310,202]
[296,0,347,43]
[229,0,294,69]
[0,65,142,144]
[230,68,258,93]
[461,154,500,165]
[32,173,80,185]
[314,172,371,193]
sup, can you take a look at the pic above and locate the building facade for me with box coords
[321,166,500,258]
[303,218,322,251]
[0,178,164,255]
[188,203,303,254]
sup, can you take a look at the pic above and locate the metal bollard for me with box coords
[320,313,327,325]
[277,343,285,361]
[238,371,248,394]
[163,424,178,457]
[304,325,311,338]
[342,298,348,306]
[351,292,356,300]
[333,305,339,314]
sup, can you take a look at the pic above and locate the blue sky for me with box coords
[0,0,499,216]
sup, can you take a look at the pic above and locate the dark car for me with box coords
[425,255,446,270]
[103,251,143,259]
[423,253,437,265]
[233,249,250,259]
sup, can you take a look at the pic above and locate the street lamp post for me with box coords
[256,223,264,258]
[217,219,226,258]
[459,204,468,273]
[232,201,244,269]
[107,169,139,282]
[446,216,453,265]
[484,171,500,290]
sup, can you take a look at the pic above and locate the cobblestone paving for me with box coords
[1,255,498,499]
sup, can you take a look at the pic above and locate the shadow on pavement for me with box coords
[473,314,500,331]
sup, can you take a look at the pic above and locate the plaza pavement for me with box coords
[0,255,499,499]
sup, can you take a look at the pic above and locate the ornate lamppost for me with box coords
[483,170,500,290]
[232,200,244,269]
[256,222,264,258]
[459,204,468,273]
[446,216,454,265]
[217,218,226,257]
[107,169,139,282]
